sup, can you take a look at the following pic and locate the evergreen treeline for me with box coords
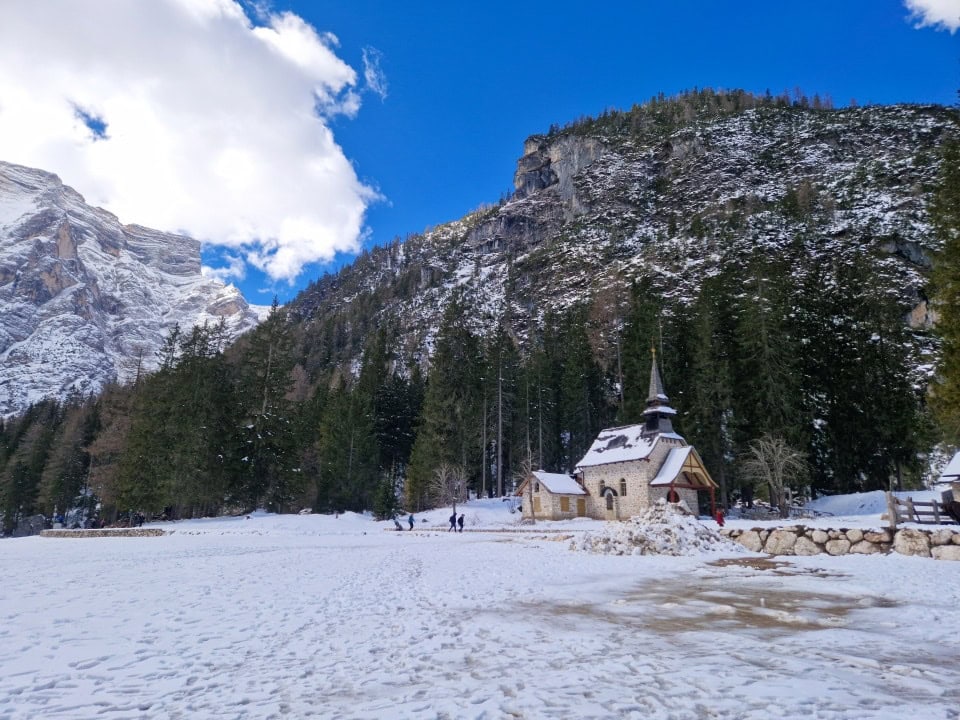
[0,240,934,530]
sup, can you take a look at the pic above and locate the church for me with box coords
[516,354,718,521]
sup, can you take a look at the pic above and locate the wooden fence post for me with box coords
[885,491,899,530]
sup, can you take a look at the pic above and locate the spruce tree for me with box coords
[406,295,483,508]
[931,121,960,442]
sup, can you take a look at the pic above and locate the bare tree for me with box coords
[512,457,535,525]
[429,463,467,513]
[740,434,806,519]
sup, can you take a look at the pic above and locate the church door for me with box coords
[576,498,586,517]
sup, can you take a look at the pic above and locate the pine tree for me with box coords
[232,298,301,511]
[931,121,960,442]
[685,277,734,506]
[406,295,483,509]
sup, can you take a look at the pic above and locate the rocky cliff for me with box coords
[0,161,262,415]
[292,98,955,370]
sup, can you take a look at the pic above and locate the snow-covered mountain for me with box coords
[292,96,955,368]
[0,160,263,416]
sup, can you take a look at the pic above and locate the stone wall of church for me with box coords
[579,435,691,519]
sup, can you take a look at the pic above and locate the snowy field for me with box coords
[2,497,960,719]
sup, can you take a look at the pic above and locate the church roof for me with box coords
[939,451,960,481]
[532,471,587,495]
[575,424,685,469]
[650,447,693,485]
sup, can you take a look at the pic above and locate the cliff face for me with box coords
[0,161,262,415]
[291,101,954,372]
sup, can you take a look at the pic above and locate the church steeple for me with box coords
[642,348,676,436]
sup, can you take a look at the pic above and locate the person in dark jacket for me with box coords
[457,514,465,533]
[449,511,457,531]
[408,514,415,530]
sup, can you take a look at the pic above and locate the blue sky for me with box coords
[0,1,956,304]
[234,0,958,303]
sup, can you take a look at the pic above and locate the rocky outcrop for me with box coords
[292,101,954,381]
[723,525,960,560]
[0,161,263,416]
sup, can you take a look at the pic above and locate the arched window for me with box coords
[667,488,680,503]
[534,482,540,493]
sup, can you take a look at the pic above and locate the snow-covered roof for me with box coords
[643,404,677,416]
[532,471,586,495]
[940,451,960,481]
[575,425,685,468]
[650,447,693,486]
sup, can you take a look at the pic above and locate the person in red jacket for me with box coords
[714,508,725,527]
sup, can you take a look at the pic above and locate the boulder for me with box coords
[864,530,892,544]
[893,529,931,558]
[932,545,960,561]
[825,538,851,556]
[845,529,864,543]
[738,530,764,553]
[850,540,883,554]
[810,530,829,544]
[794,536,822,556]
[764,529,797,555]
[930,529,955,546]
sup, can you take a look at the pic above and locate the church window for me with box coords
[534,482,540,493]
[667,488,680,503]
[620,479,627,497]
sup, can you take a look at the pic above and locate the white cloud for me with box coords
[363,47,389,100]
[904,0,960,32]
[0,0,378,283]
[202,252,247,284]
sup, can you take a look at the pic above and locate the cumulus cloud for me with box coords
[0,0,378,283]
[904,0,960,32]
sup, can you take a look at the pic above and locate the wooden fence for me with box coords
[884,491,959,529]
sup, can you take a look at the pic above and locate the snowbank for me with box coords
[571,499,747,556]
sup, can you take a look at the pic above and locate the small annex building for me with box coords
[517,354,718,521]
[515,470,588,520]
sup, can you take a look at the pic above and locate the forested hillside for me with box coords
[2,89,957,530]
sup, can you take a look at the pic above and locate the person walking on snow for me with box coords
[408,514,415,531]
[457,514,465,533]
[714,507,725,527]
[448,510,457,531]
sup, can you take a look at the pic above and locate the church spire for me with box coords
[647,346,667,404]
[642,347,676,436]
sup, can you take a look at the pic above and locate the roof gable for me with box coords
[651,446,718,488]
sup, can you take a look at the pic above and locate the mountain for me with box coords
[291,93,954,370]
[0,160,263,416]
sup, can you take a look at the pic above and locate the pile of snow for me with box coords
[571,499,746,556]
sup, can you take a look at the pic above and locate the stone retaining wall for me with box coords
[721,526,960,560]
[40,528,166,538]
